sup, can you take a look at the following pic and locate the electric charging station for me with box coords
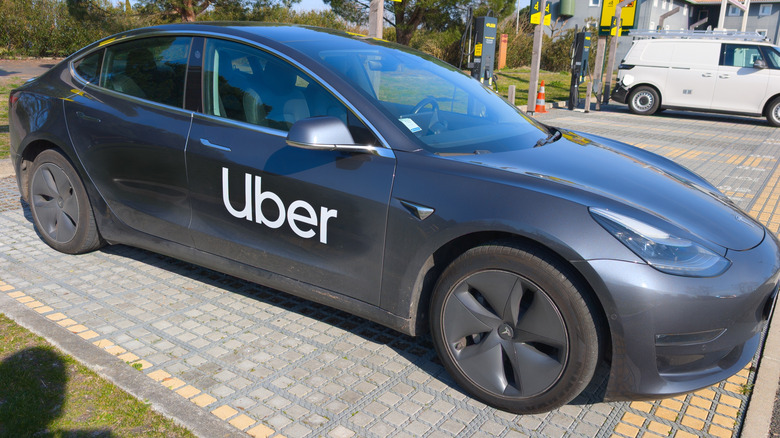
[568,29,591,110]
[461,11,498,86]
[471,16,498,85]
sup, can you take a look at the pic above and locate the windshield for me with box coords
[287,33,548,154]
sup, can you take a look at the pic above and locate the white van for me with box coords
[611,37,780,126]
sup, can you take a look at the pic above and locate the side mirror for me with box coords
[286,116,392,157]
[286,116,356,150]
[754,59,768,69]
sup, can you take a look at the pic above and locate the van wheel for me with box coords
[628,86,660,115]
[767,97,780,127]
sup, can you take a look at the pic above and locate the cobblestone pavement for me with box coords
[2,105,779,438]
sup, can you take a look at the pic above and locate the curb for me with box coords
[0,291,245,438]
[742,297,780,438]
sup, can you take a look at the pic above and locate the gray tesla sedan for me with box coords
[8,23,780,414]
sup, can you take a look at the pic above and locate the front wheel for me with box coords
[767,96,780,127]
[29,150,104,254]
[628,86,660,115]
[430,242,601,414]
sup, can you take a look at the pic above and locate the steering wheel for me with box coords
[408,96,447,135]
[411,96,439,114]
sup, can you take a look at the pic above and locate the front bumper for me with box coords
[611,85,629,104]
[576,230,780,400]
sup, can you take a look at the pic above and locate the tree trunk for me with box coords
[393,1,424,45]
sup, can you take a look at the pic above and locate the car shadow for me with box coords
[598,103,770,127]
[0,346,114,437]
[16,196,609,411]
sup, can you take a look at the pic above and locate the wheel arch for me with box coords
[762,93,780,117]
[408,231,612,356]
[17,138,69,203]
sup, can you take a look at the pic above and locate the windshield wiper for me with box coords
[534,128,562,148]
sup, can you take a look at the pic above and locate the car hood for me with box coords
[444,132,764,252]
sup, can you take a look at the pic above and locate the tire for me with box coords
[430,242,601,414]
[29,150,103,254]
[628,86,660,115]
[766,97,780,127]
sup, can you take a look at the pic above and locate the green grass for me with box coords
[495,67,584,106]
[0,314,196,437]
[1,78,25,160]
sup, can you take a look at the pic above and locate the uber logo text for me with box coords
[222,167,338,244]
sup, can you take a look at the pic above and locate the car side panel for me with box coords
[379,150,637,324]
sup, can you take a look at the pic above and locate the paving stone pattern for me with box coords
[1,106,777,438]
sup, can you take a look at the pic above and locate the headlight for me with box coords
[622,74,635,87]
[590,208,730,277]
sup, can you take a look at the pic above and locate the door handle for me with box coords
[200,138,231,152]
[75,111,101,123]
[702,73,713,78]
[718,74,730,79]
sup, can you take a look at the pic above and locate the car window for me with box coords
[100,37,191,107]
[74,49,103,84]
[202,38,377,143]
[761,46,780,69]
[287,36,546,154]
[720,44,764,68]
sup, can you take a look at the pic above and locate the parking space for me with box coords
[2,105,779,437]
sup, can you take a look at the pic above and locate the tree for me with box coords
[137,0,249,22]
[325,0,519,46]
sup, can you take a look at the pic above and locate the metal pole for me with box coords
[718,0,728,29]
[602,0,634,105]
[508,85,516,107]
[589,36,606,110]
[528,0,546,114]
[741,0,751,32]
[368,0,384,38]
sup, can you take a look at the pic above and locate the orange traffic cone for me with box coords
[535,80,548,113]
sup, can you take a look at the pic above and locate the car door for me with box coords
[64,36,194,245]
[186,38,396,305]
[662,42,719,109]
[711,43,770,113]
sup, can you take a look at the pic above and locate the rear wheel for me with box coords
[628,86,660,115]
[767,96,780,127]
[430,242,601,414]
[29,150,103,254]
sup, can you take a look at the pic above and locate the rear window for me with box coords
[100,37,192,107]
[73,50,103,84]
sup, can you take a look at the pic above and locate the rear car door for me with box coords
[64,36,194,245]
[185,38,396,305]
[711,43,770,113]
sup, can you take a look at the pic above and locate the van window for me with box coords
[720,44,764,68]
[762,46,780,69]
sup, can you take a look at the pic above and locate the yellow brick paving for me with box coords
[1,280,285,438]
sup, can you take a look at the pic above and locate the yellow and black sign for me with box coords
[598,0,637,36]
[530,0,551,26]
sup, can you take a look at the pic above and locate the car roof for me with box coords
[103,22,371,51]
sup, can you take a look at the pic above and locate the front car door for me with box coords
[186,38,396,305]
[64,36,194,244]
[711,43,771,113]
